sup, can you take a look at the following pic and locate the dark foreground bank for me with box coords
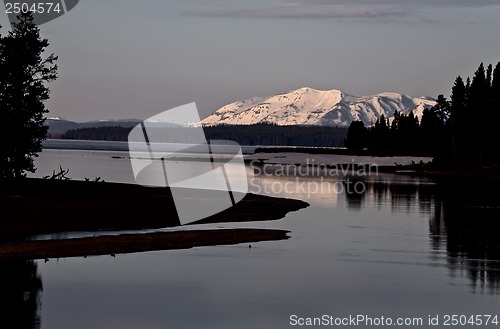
[0,178,308,260]
[0,178,308,239]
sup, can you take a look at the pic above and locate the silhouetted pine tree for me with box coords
[370,114,391,152]
[450,77,467,165]
[359,62,500,164]
[491,62,500,163]
[467,63,489,166]
[346,121,368,151]
[421,95,449,158]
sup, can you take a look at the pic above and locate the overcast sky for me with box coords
[1,0,500,122]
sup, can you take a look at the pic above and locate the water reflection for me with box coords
[345,179,500,294]
[3,177,500,329]
[0,261,42,329]
[431,182,500,295]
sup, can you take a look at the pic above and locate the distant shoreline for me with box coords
[42,139,259,154]
[41,138,433,158]
[40,138,429,158]
[40,140,500,180]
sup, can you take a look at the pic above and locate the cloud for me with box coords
[184,3,405,19]
[308,0,500,7]
[183,0,500,19]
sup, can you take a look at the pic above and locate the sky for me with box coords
[1,0,500,122]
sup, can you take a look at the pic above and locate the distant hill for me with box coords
[46,117,141,138]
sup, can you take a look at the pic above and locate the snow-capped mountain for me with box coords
[202,87,436,127]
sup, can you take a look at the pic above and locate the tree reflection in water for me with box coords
[345,178,500,294]
[431,181,500,295]
[0,261,42,329]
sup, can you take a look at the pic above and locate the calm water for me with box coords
[4,147,500,329]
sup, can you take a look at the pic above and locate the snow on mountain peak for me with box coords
[202,87,435,127]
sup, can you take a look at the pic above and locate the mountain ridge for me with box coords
[202,87,436,127]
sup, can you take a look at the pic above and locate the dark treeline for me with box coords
[204,123,346,147]
[63,126,133,141]
[347,62,500,166]
[62,123,348,147]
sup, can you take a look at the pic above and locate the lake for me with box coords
[4,146,500,329]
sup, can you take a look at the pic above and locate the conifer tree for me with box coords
[450,76,466,165]
[0,13,57,179]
